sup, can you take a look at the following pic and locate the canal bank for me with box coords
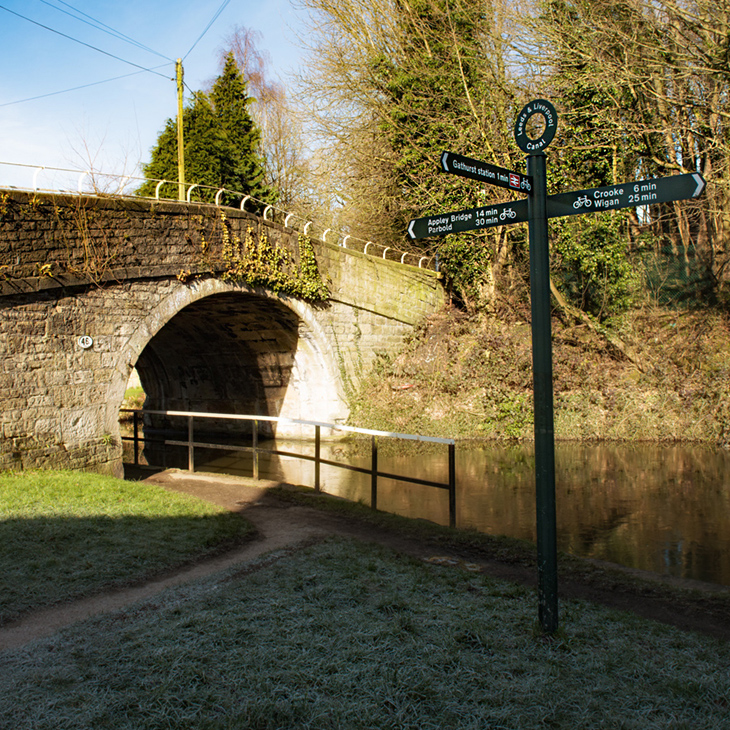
[197,439,730,587]
[348,305,730,445]
[143,470,730,641]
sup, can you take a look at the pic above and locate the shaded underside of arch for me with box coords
[132,290,347,453]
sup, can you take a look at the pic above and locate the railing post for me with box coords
[448,443,456,528]
[371,435,378,511]
[133,410,139,466]
[314,425,321,493]
[187,415,194,472]
[252,420,259,480]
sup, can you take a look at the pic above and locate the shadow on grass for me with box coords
[0,511,253,626]
[2,537,730,730]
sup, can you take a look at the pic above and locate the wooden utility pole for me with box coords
[176,58,185,201]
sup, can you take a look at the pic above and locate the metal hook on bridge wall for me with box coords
[116,176,131,196]
[32,166,46,192]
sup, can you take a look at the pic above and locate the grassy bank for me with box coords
[1,537,728,729]
[349,306,730,444]
[0,470,253,624]
[270,484,730,631]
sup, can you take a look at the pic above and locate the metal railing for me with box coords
[120,409,457,527]
[0,160,436,270]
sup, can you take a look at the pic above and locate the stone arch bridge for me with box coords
[0,190,444,476]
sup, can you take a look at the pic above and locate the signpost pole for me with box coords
[408,97,705,636]
[526,151,559,633]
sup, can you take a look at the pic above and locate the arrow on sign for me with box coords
[441,151,532,193]
[407,199,528,240]
[546,173,705,219]
[407,174,706,239]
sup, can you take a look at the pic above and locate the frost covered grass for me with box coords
[0,470,253,623]
[1,538,728,729]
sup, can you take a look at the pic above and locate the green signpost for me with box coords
[407,99,707,633]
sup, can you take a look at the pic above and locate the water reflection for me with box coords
[201,441,730,587]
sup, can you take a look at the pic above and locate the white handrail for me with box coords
[133,407,455,445]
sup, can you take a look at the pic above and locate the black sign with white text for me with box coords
[440,151,532,193]
[407,199,528,239]
[546,174,706,219]
[408,173,706,239]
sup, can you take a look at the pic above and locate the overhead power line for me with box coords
[0,4,171,79]
[37,0,172,62]
[183,0,231,61]
[0,64,172,108]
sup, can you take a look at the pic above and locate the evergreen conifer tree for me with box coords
[139,52,272,203]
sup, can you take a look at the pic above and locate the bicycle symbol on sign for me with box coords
[573,195,592,209]
[500,207,517,221]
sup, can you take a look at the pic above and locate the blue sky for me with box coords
[0,0,306,189]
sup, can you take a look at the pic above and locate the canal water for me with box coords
[200,440,730,587]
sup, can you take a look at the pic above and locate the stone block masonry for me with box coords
[0,190,445,475]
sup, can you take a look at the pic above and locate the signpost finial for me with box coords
[515,99,558,153]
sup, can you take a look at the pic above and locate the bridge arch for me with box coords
[0,190,444,475]
[106,278,349,454]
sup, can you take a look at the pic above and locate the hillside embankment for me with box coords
[349,304,730,446]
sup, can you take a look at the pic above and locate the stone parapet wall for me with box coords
[0,191,443,326]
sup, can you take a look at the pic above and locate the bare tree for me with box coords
[220,26,313,211]
[534,0,730,304]
[294,0,531,306]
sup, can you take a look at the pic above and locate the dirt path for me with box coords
[2,469,729,651]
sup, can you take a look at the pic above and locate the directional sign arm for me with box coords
[440,151,532,193]
[546,173,706,219]
[407,199,529,239]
